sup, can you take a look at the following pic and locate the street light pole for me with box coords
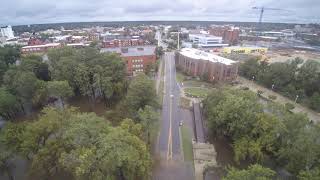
[295,95,299,103]
[177,32,180,50]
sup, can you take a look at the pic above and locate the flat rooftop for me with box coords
[22,43,61,49]
[180,48,236,65]
[190,34,222,39]
[101,45,156,57]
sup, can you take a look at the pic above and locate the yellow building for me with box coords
[223,47,268,54]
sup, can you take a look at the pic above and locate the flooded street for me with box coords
[68,96,108,117]
[204,136,253,180]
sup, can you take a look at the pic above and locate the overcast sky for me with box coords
[1,0,320,25]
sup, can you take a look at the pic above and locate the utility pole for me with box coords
[177,32,180,50]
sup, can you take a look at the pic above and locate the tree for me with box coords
[277,124,320,174]
[239,58,260,79]
[223,164,275,180]
[0,45,20,66]
[155,46,164,59]
[138,105,159,145]
[47,80,73,107]
[204,88,286,163]
[0,150,14,180]
[0,88,18,120]
[50,47,127,106]
[0,45,21,83]
[0,107,152,180]
[47,46,76,67]
[239,58,320,112]
[3,69,43,110]
[0,121,26,171]
[298,167,320,180]
[120,118,143,139]
[124,73,158,118]
[205,89,262,139]
[296,60,320,96]
[309,92,320,112]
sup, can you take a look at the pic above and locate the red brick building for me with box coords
[103,38,145,48]
[28,36,43,46]
[101,46,156,76]
[175,48,238,82]
[210,26,240,45]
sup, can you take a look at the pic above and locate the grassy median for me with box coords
[181,125,193,162]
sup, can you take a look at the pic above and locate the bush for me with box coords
[285,103,295,111]
[268,95,277,101]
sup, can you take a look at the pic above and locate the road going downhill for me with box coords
[153,52,194,180]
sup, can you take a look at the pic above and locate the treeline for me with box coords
[0,45,160,179]
[0,107,152,180]
[239,58,320,112]
[203,88,320,179]
[0,46,128,120]
[0,74,158,180]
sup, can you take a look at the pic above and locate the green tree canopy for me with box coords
[223,164,276,180]
[124,73,158,118]
[0,107,151,180]
[47,80,73,107]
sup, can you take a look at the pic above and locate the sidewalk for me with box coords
[237,76,320,123]
[156,58,163,95]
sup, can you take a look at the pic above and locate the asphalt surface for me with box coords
[153,52,194,180]
[158,51,182,160]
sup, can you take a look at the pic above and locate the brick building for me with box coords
[101,46,156,76]
[88,33,100,41]
[28,36,43,46]
[175,48,238,82]
[103,38,145,48]
[209,26,240,45]
[21,43,61,54]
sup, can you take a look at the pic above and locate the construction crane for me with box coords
[252,6,284,31]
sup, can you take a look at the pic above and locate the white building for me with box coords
[0,25,14,39]
[189,34,228,48]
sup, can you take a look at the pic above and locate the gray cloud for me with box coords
[0,0,319,25]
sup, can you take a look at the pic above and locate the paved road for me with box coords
[153,52,194,180]
[158,52,182,160]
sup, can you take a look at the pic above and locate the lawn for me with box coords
[176,71,186,83]
[184,87,210,98]
[181,125,194,162]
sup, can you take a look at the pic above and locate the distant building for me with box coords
[209,26,240,45]
[21,43,61,54]
[101,46,156,76]
[175,48,238,82]
[103,36,145,48]
[0,25,14,39]
[239,35,280,42]
[88,33,100,41]
[66,43,89,48]
[189,34,228,48]
[28,36,43,46]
